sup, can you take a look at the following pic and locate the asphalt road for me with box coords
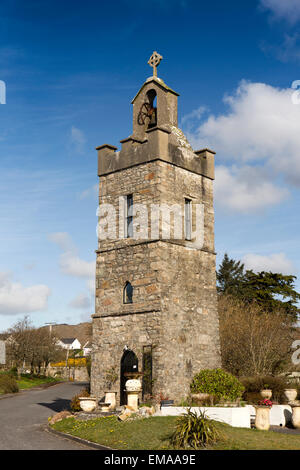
[0,381,92,450]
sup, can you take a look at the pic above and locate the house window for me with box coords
[184,198,192,241]
[125,194,133,238]
[123,281,133,304]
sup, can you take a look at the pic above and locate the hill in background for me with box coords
[41,322,92,347]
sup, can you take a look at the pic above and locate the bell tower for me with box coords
[91,52,221,404]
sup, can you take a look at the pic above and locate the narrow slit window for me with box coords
[184,198,192,241]
[126,194,133,238]
[123,281,133,304]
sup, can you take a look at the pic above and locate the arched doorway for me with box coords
[120,349,138,405]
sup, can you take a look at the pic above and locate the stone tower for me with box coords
[91,52,221,404]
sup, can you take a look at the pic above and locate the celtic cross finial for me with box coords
[148,51,163,78]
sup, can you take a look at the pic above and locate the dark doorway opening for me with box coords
[142,346,153,400]
[120,349,138,405]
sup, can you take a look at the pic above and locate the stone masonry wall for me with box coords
[92,155,221,403]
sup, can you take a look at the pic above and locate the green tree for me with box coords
[216,253,245,294]
[240,270,300,320]
[217,254,300,320]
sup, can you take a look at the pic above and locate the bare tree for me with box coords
[5,316,63,373]
[218,295,295,376]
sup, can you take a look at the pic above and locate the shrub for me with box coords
[190,369,244,402]
[0,374,19,394]
[7,367,18,378]
[70,387,90,412]
[240,375,289,403]
[170,409,220,449]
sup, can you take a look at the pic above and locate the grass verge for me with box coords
[51,415,300,450]
[17,374,60,390]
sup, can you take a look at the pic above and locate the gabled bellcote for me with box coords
[131,76,179,142]
[96,53,215,181]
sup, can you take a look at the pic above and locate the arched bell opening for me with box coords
[120,349,139,405]
[137,89,157,129]
[146,89,157,129]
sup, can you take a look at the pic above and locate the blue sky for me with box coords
[1,0,300,331]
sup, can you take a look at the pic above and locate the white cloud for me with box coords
[0,272,50,315]
[180,106,207,128]
[214,165,289,213]
[48,232,95,279]
[262,33,300,63]
[242,252,296,274]
[70,126,86,154]
[186,81,300,193]
[69,293,90,310]
[260,0,300,24]
[60,252,95,279]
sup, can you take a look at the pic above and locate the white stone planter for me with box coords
[78,397,97,412]
[125,378,142,392]
[260,389,272,400]
[255,406,270,431]
[292,406,300,429]
[125,378,141,411]
[284,389,298,403]
[247,404,292,427]
[99,402,111,412]
[104,391,117,410]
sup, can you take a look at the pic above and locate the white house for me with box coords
[57,338,81,350]
[82,341,92,356]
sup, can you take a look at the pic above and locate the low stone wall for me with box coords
[160,405,294,429]
[159,406,251,428]
[47,366,89,382]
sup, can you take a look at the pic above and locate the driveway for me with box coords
[0,381,93,450]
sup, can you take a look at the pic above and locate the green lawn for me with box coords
[0,371,61,394]
[51,415,300,450]
[17,375,60,390]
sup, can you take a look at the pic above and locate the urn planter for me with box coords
[284,389,298,403]
[260,389,272,400]
[124,372,142,411]
[255,406,270,431]
[78,397,97,413]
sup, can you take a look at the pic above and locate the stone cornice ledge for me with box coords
[92,308,161,319]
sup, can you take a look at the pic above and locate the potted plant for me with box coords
[103,366,118,410]
[255,399,272,431]
[260,384,272,400]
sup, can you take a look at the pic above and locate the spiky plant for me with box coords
[170,409,220,449]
